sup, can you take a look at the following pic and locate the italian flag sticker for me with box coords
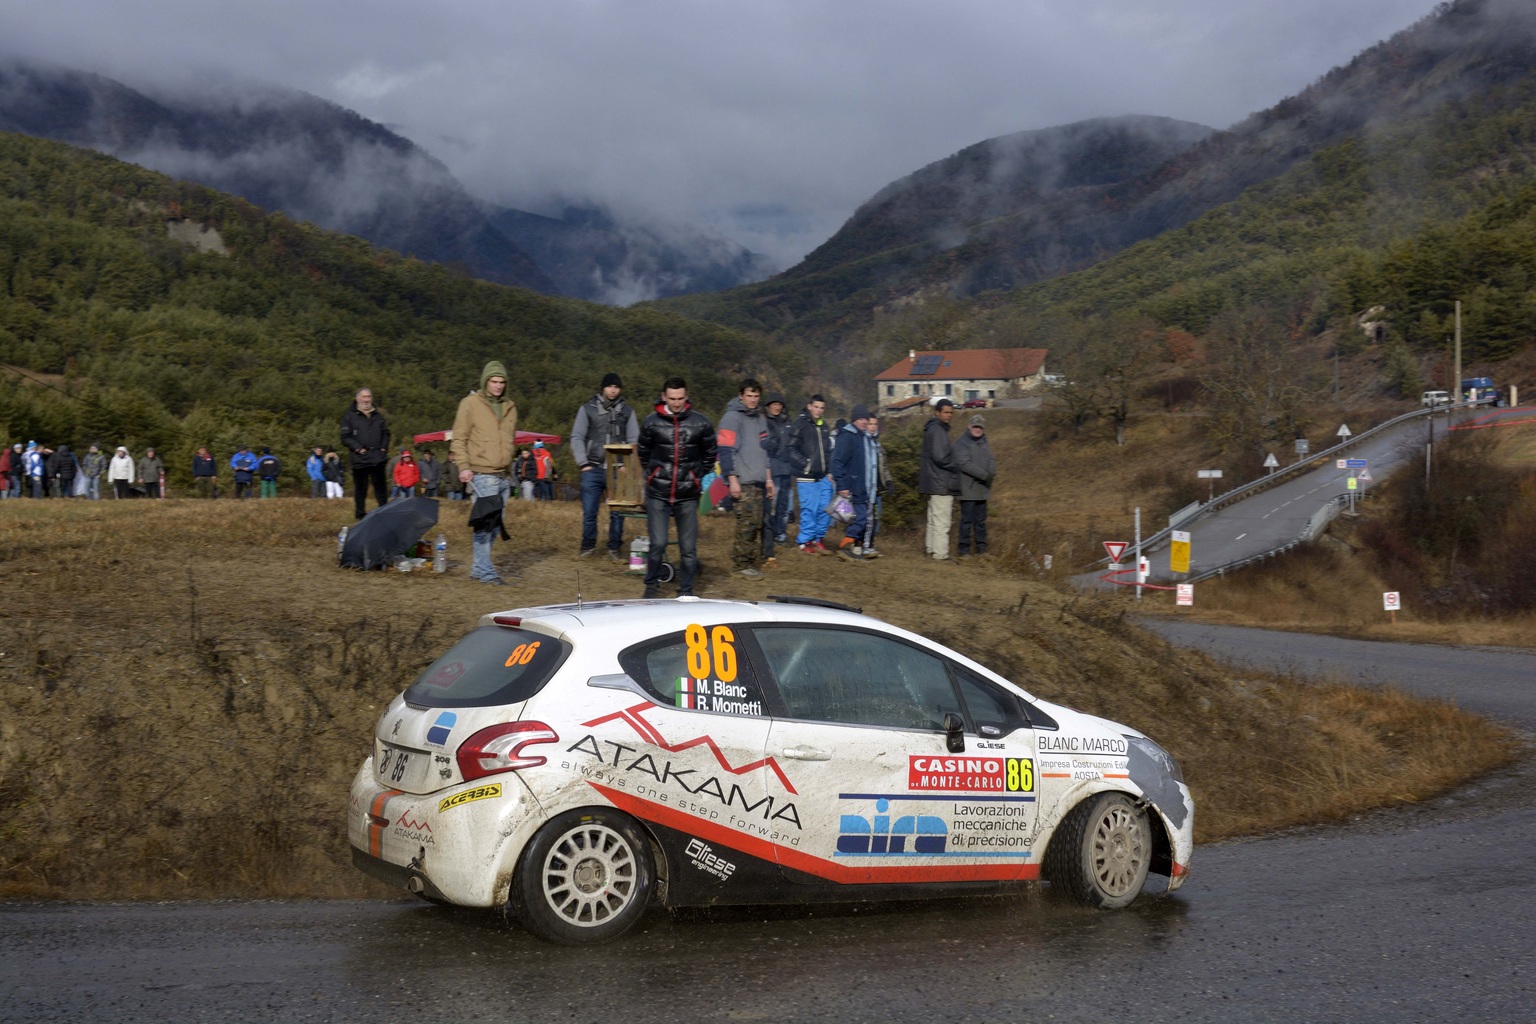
[676,676,703,709]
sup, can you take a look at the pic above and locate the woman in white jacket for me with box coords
[107,446,134,499]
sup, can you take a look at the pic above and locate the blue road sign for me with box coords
[1345,459,1368,468]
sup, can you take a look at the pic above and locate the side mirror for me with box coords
[943,712,966,753]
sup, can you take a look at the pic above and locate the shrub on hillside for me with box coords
[1360,430,1536,616]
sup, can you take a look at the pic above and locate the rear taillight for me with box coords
[457,721,559,781]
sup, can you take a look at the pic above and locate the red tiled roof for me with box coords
[881,395,929,411]
[875,348,1048,382]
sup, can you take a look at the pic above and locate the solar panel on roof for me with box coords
[911,354,943,375]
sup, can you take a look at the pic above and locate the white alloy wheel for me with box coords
[514,810,654,944]
[1044,792,1152,909]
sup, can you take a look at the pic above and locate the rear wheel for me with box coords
[1043,792,1151,909]
[512,809,654,944]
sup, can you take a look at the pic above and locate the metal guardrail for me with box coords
[1183,494,1351,583]
[1099,401,1465,575]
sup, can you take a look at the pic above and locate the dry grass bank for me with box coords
[0,492,1516,901]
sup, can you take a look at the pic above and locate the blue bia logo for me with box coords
[837,798,947,854]
[426,711,457,748]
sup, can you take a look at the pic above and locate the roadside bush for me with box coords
[1360,429,1536,616]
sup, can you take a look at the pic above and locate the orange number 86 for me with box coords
[684,624,737,682]
[504,641,541,667]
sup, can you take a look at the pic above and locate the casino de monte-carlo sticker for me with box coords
[909,755,1034,793]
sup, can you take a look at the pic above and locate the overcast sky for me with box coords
[6,0,1439,268]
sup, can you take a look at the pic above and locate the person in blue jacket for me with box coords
[230,444,258,499]
[831,405,880,561]
[305,446,326,498]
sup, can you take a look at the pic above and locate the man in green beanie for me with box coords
[451,361,519,585]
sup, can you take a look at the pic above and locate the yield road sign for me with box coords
[1103,541,1127,563]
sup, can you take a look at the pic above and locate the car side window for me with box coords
[952,665,1029,737]
[618,625,766,717]
[751,626,961,731]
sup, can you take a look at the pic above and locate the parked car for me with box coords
[1421,390,1450,407]
[962,399,988,409]
[348,597,1194,943]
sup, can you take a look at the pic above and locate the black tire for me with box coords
[512,808,655,945]
[657,561,676,584]
[1042,792,1151,909]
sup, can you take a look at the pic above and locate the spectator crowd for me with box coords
[2,371,997,594]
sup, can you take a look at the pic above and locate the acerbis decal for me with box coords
[1037,734,1128,755]
[426,711,457,748]
[437,782,502,813]
[908,755,1033,793]
[685,837,737,880]
[837,798,947,855]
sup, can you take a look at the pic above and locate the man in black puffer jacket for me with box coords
[636,376,716,598]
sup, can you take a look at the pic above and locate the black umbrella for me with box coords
[340,497,439,570]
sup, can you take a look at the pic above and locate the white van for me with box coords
[1421,390,1450,407]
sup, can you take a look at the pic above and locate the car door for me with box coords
[590,622,784,899]
[746,624,1039,887]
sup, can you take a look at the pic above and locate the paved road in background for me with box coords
[4,626,1534,1024]
[1146,411,1453,582]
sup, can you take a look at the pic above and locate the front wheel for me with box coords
[512,809,655,944]
[1043,792,1151,909]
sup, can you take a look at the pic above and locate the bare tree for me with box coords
[1199,307,1320,457]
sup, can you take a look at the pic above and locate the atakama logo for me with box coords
[583,702,797,794]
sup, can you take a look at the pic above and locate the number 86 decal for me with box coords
[685,624,737,681]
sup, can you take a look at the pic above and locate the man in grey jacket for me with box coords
[953,414,997,556]
[571,372,640,559]
[717,378,775,580]
[918,398,959,560]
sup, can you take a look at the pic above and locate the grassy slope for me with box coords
[0,438,1518,899]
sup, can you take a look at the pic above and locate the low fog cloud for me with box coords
[6,0,1445,268]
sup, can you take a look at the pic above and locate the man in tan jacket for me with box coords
[451,361,518,585]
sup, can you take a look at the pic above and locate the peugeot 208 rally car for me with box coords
[348,596,1193,944]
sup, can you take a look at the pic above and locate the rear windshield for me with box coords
[403,625,570,708]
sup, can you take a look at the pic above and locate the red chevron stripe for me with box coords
[584,701,798,795]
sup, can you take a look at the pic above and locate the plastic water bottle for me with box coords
[337,526,348,557]
[628,536,649,572]
[433,533,448,574]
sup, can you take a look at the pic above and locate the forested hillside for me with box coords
[0,133,769,481]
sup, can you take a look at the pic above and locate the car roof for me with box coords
[480,596,875,645]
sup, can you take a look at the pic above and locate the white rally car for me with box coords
[348,596,1193,944]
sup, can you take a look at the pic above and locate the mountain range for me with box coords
[0,60,771,304]
[660,0,1536,353]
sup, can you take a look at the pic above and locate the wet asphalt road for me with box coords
[4,624,1534,1024]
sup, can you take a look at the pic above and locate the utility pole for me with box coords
[1454,300,1462,402]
